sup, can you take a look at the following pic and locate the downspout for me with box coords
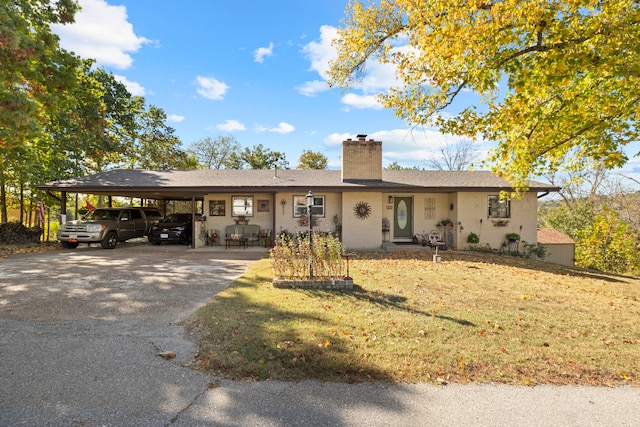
[192,193,196,249]
[537,191,550,199]
[272,192,277,243]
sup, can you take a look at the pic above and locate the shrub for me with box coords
[521,241,547,260]
[271,232,346,280]
[467,232,479,244]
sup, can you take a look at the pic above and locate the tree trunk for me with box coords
[19,182,24,224]
[0,171,7,223]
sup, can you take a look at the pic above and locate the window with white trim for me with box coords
[232,196,253,217]
[488,195,510,218]
[293,195,325,217]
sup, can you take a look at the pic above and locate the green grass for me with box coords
[183,251,640,385]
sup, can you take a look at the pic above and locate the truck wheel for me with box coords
[61,241,79,249]
[101,231,118,249]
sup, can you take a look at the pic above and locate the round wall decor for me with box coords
[353,201,372,220]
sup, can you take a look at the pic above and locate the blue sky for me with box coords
[52,0,640,188]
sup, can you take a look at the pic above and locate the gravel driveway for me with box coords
[0,240,261,322]
[0,241,262,425]
[1,241,639,426]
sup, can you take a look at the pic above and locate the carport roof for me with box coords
[38,169,559,199]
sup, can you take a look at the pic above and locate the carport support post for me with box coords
[191,193,196,249]
[60,191,67,224]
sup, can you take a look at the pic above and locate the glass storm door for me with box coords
[393,197,413,240]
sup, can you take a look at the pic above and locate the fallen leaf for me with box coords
[158,351,176,359]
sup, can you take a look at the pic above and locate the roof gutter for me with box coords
[537,191,550,199]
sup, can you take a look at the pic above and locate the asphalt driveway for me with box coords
[1,241,639,426]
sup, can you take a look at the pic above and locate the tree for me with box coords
[1,0,81,221]
[328,0,640,191]
[297,150,328,170]
[575,208,640,276]
[427,139,477,171]
[124,105,197,170]
[384,162,422,170]
[237,144,288,170]
[0,0,81,151]
[188,135,241,169]
[538,166,640,275]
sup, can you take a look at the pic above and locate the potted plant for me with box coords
[332,213,341,229]
[437,218,453,227]
[208,230,219,246]
[261,231,272,247]
[506,233,520,242]
[467,232,479,244]
[235,215,248,225]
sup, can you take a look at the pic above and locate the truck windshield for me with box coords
[83,209,120,220]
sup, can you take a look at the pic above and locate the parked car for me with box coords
[58,207,160,249]
[141,207,163,233]
[148,213,198,245]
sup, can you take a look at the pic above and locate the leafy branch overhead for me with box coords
[328,0,640,190]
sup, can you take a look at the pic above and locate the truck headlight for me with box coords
[87,224,104,233]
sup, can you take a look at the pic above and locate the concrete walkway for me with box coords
[1,242,638,426]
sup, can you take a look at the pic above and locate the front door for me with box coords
[393,197,413,241]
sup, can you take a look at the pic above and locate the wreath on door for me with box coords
[353,201,372,220]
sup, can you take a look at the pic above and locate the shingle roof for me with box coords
[537,228,575,245]
[38,169,559,199]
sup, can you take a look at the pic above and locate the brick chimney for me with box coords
[341,134,382,181]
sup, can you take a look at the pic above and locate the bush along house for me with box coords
[39,134,558,251]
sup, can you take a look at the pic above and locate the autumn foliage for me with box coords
[328,0,640,190]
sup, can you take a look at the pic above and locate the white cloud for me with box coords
[359,57,402,93]
[256,122,295,134]
[113,75,145,96]
[341,93,383,110]
[254,42,274,63]
[296,26,339,97]
[300,24,401,105]
[196,76,230,100]
[616,154,640,190]
[302,25,338,77]
[324,133,353,147]
[271,122,295,134]
[168,114,185,123]
[296,80,330,97]
[52,0,151,70]
[217,120,246,132]
[325,128,487,168]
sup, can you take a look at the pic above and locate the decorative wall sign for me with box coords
[424,197,435,219]
[257,199,270,212]
[209,200,225,216]
[353,201,372,220]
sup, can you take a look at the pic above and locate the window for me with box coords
[293,195,325,218]
[488,195,510,218]
[231,196,253,217]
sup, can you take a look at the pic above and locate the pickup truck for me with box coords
[57,207,162,249]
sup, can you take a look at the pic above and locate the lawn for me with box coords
[183,251,640,386]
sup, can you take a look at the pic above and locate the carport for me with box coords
[38,170,208,247]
